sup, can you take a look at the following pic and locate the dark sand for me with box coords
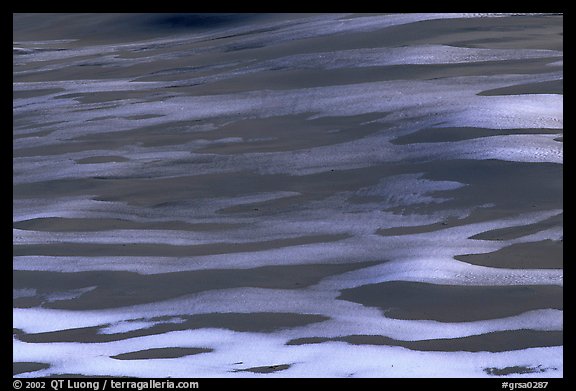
[338,281,562,322]
[13,233,350,257]
[234,364,291,374]
[13,362,51,376]
[478,79,563,96]
[455,240,563,269]
[16,313,330,344]
[469,213,563,241]
[111,347,212,360]
[75,156,130,164]
[484,365,552,376]
[391,127,560,145]
[13,217,246,232]
[14,261,377,310]
[287,329,562,352]
[381,160,562,217]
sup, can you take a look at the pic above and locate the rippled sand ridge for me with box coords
[13,13,563,378]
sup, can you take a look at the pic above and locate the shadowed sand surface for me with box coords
[469,212,563,241]
[13,234,351,257]
[13,362,51,376]
[234,364,291,374]
[17,313,330,343]
[338,281,562,322]
[455,239,562,269]
[287,330,563,352]
[14,262,375,309]
[14,13,562,378]
[111,347,213,360]
[484,366,553,376]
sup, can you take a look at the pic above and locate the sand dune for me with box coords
[13,13,562,378]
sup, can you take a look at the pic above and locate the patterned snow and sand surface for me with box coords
[13,13,562,377]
